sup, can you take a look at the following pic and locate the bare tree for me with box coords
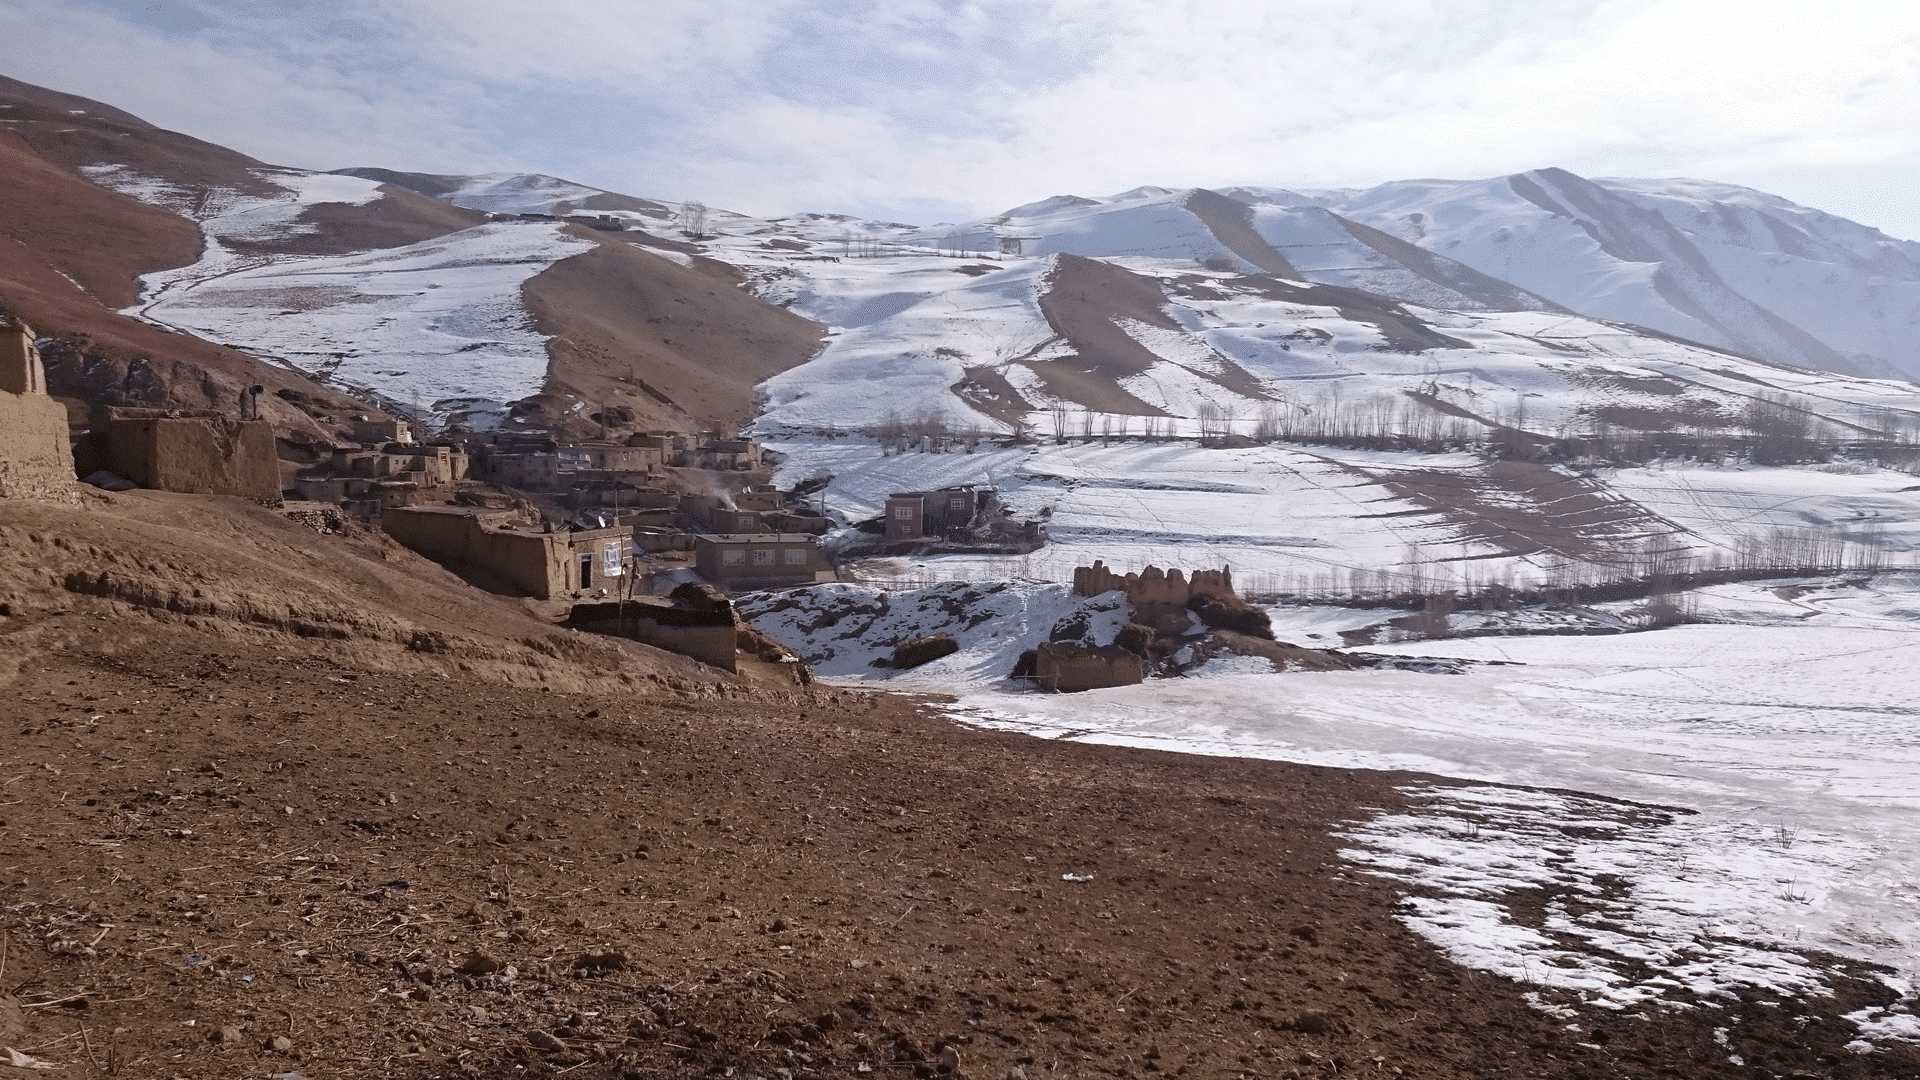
[877,410,905,453]
[1196,403,1223,440]
[679,200,710,239]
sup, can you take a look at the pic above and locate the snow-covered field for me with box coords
[746,428,1920,1038]
[83,165,594,422]
[138,222,591,419]
[769,436,1920,593]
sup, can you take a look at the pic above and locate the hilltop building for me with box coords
[100,407,281,502]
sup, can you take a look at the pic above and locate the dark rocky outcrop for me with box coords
[893,633,960,670]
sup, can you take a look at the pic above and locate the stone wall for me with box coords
[105,409,279,500]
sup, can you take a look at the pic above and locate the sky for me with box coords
[5,0,1920,237]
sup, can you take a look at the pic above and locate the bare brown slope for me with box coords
[0,73,276,198]
[0,126,368,437]
[521,229,826,437]
[1181,187,1299,276]
[0,124,202,308]
[0,489,703,691]
[0,129,371,436]
[227,185,488,258]
[1022,253,1273,415]
[0,77,477,436]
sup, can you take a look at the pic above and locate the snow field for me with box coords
[143,223,594,416]
[84,164,595,420]
[767,436,1920,595]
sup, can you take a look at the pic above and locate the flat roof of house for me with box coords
[386,504,507,518]
[695,533,819,544]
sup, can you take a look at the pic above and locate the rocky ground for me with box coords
[1,492,1916,1079]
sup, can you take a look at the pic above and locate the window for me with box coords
[893,505,915,519]
[783,547,809,566]
[751,548,776,566]
[578,553,593,589]
[722,549,745,566]
[602,542,624,576]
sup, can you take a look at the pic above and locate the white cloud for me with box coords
[6,0,1920,235]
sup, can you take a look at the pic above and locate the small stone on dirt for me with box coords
[1291,1011,1334,1034]
[211,1023,245,1043]
[267,1034,295,1053]
[571,949,629,971]
[527,1030,565,1053]
[458,949,505,975]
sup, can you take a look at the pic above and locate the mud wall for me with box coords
[1072,560,1237,606]
[382,507,568,599]
[105,411,278,500]
[570,614,737,672]
[0,317,76,502]
[1035,641,1146,693]
[1,317,46,395]
[0,390,76,502]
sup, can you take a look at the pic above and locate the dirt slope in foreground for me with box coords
[0,496,1912,1079]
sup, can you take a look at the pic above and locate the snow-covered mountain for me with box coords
[17,72,1920,594]
[1006,170,1920,381]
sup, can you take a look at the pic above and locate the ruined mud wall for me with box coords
[1072,560,1237,606]
[105,410,278,500]
[568,601,738,673]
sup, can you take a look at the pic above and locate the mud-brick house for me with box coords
[382,504,633,599]
[349,419,412,446]
[485,440,665,493]
[693,533,832,590]
[565,592,739,672]
[103,407,279,501]
[884,485,995,541]
[0,315,76,502]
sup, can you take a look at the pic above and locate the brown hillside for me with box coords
[0,74,276,200]
[522,229,827,438]
[1181,188,1298,276]
[0,78,393,435]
